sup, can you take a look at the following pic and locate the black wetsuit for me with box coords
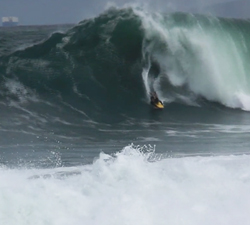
[150,96,160,106]
[150,92,163,108]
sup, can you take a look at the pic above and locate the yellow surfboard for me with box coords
[154,101,164,109]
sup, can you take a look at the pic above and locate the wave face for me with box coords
[1,7,250,121]
[0,8,145,122]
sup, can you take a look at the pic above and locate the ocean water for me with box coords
[1,6,250,225]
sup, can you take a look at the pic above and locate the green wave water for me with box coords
[1,7,250,114]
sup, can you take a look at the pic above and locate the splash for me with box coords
[135,8,250,109]
[1,144,250,225]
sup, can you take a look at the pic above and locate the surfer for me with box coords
[150,92,164,109]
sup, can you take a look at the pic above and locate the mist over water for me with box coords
[1,6,250,225]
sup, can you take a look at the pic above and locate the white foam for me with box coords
[135,8,250,110]
[1,145,250,225]
[4,78,38,103]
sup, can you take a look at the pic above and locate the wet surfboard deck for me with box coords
[153,101,164,109]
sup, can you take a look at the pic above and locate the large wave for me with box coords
[1,6,250,115]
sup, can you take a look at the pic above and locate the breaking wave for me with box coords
[1,6,250,120]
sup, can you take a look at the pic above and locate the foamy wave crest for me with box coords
[1,144,250,225]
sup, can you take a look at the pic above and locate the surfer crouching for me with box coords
[150,92,164,109]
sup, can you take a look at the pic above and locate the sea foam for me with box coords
[1,145,250,225]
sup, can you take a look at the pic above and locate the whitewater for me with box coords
[136,9,250,110]
[1,5,250,225]
[1,145,250,225]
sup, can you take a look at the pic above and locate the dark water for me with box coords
[1,7,250,168]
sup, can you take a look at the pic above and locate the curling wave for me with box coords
[1,6,250,117]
